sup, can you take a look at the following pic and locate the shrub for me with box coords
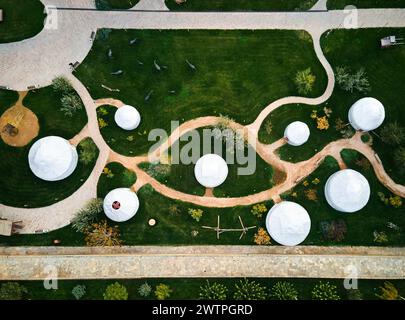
[78,138,98,165]
[394,147,405,169]
[271,282,299,300]
[336,66,370,93]
[346,289,363,300]
[199,281,228,300]
[316,116,329,130]
[233,279,268,300]
[0,282,27,300]
[319,219,347,242]
[168,204,181,215]
[52,77,73,93]
[380,122,405,146]
[85,220,122,246]
[155,284,172,300]
[376,281,404,300]
[251,203,267,218]
[145,163,171,181]
[188,208,203,222]
[311,281,340,300]
[138,282,152,297]
[264,120,273,135]
[103,282,128,300]
[72,285,86,300]
[254,228,271,245]
[373,230,388,244]
[304,188,318,201]
[71,198,103,233]
[294,68,316,95]
[60,93,83,117]
[98,118,108,129]
[389,195,403,208]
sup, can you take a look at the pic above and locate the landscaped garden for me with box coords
[165,0,318,11]
[0,278,404,300]
[327,0,405,9]
[76,29,327,156]
[0,0,46,43]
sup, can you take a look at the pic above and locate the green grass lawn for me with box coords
[283,154,405,246]
[95,0,139,10]
[76,29,327,156]
[0,87,96,208]
[140,127,277,197]
[165,0,317,11]
[0,0,46,43]
[327,0,405,9]
[1,278,404,300]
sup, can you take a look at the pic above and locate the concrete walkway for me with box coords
[0,246,404,280]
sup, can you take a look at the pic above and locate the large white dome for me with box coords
[348,97,385,131]
[284,121,310,146]
[103,188,139,222]
[325,169,370,213]
[28,136,78,181]
[194,154,228,188]
[265,201,311,246]
[114,105,141,130]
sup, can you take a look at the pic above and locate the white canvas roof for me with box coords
[114,105,141,130]
[103,188,139,222]
[28,136,78,181]
[348,97,385,131]
[194,154,228,188]
[284,121,310,146]
[265,201,311,246]
[325,169,370,213]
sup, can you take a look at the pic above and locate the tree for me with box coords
[376,281,404,300]
[138,282,152,297]
[188,208,203,222]
[336,66,371,93]
[394,147,405,168]
[72,285,86,300]
[233,279,268,300]
[380,122,405,145]
[254,228,271,245]
[311,281,340,300]
[199,281,228,300]
[71,198,103,233]
[78,138,98,165]
[103,282,128,300]
[52,77,73,94]
[155,283,172,300]
[84,220,122,246]
[271,281,299,300]
[0,282,27,300]
[294,68,316,95]
[60,93,83,117]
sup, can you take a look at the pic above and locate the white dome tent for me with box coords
[114,105,141,130]
[194,154,229,188]
[28,136,78,181]
[284,121,310,146]
[325,169,371,213]
[103,188,140,222]
[348,97,385,131]
[265,201,311,246]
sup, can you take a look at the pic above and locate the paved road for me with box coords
[0,246,404,280]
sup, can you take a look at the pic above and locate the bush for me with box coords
[271,282,299,300]
[294,68,316,95]
[0,282,27,300]
[336,66,370,93]
[145,163,171,181]
[72,285,86,300]
[251,203,267,218]
[155,284,172,300]
[71,198,103,233]
[394,147,405,169]
[376,281,404,300]
[199,281,228,300]
[85,220,122,246]
[311,281,340,300]
[346,289,363,300]
[188,208,203,222]
[138,282,152,297]
[319,219,347,242]
[380,122,405,146]
[103,282,128,300]
[233,279,268,300]
[52,77,73,94]
[253,228,271,245]
[78,138,98,165]
[60,93,83,117]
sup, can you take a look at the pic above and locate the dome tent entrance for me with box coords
[324,169,371,213]
[114,105,141,131]
[103,188,140,222]
[348,97,385,131]
[284,121,310,146]
[265,201,311,246]
[194,154,229,188]
[28,136,78,181]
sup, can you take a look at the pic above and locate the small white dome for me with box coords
[348,97,385,131]
[265,201,311,246]
[103,188,139,222]
[325,169,370,213]
[28,136,78,181]
[194,154,228,188]
[284,121,310,146]
[114,105,141,130]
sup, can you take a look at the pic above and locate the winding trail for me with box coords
[0,3,405,233]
